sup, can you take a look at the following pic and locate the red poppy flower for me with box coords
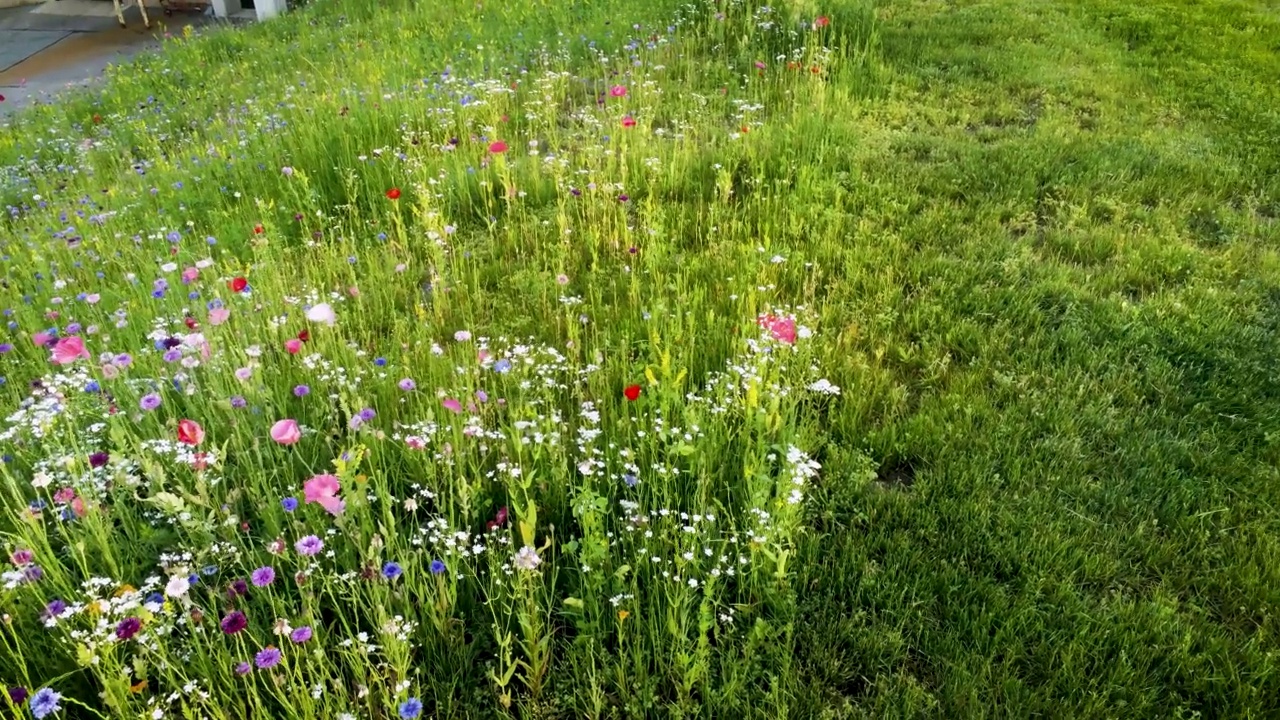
[253,224,264,234]
[624,384,642,401]
[92,114,102,124]
[488,140,508,154]
[229,277,248,293]
[814,15,830,28]
[622,116,636,128]
[297,329,310,343]
[183,316,198,330]
[177,419,205,446]
[386,188,401,200]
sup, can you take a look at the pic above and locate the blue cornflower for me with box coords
[382,562,403,580]
[430,559,446,575]
[398,698,423,719]
[30,687,61,719]
[282,497,298,512]
[374,357,387,367]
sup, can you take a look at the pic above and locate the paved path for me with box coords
[0,2,231,116]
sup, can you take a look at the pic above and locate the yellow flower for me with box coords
[115,584,136,597]
[617,610,630,621]
[130,680,148,694]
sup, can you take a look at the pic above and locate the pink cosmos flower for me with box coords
[209,308,231,326]
[270,419,301,445]
[284,338,303,354]
[182,267,199,284]
[50,336,90,365]
[303,474,345,516]
[757,314,797,345]
[442,398,463,414]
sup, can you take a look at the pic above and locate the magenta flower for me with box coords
[302,474,345,516]
[49,336,90,365]
[270,419,301,445]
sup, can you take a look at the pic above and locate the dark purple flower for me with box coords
[8,686,28,704]
[88,451,109,468]
[227,579,248,599]
[220,611,247,635]
[115,616,142,640]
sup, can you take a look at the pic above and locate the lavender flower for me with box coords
[250,566,276,587]
[254,646,282,669]
[295,535,323,556]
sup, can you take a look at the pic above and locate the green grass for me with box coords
[0,0,1278,717]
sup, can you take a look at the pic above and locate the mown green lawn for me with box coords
[0,0,1277,717]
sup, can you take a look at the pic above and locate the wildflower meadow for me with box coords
[1,0,1279,717]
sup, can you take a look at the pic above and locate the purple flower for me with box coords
[382,561,403,580]
[88,451,109,468]
[220,611,247,635]
[293,385,310,397]
[234,661,252,676]
[250,566,276,587]
[139,393,161,410]
[281,497,298,512]
[7,686,27,704]
[289,626,312,644]
[227,579,249,598]
[254,646,281,669]
[358,407,376,421]
[295,535,323,556]
[430,559,446,575]
[115,616,142,640]
[162,349,182,363]
[231,395,247,408]
[43,599,66,619]
[398,378,416,391]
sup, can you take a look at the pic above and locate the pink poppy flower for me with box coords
[182,267,199,284]
[442,398,463,414]
[209,308,231,326]
[303,474,345,516]
[757,314,797,345]
[488,140,508,154]
[270,419,301,445]
[284,338,303,354]
[50,336,90,365]
[610,85,627,97]
[32,331,53,347]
